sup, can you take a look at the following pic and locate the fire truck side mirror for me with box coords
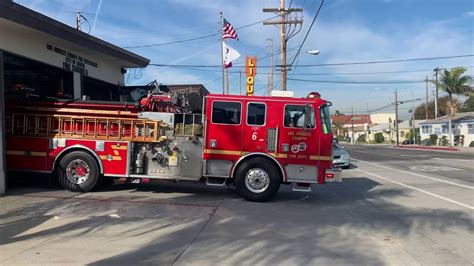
[304,104,312,128]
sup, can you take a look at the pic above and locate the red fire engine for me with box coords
[5,88,341,202]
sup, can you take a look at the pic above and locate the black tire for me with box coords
[57,150,101,192]
[234,157,281,202]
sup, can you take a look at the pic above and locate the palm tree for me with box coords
[433,67,473,115]
[332,121,345,137]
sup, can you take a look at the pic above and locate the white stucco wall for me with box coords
[419,122,473,146]
[459,122,474,147]
[370,113,396,124]
[0,19,124,86]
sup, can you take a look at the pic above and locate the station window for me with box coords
[82,76,119,101]
[247,103,266,126]
[212,101,241,125]
[3,52,74,99]
[284,105,315,128]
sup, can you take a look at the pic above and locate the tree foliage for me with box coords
[332,121,346,136]
[374,132,385,143]
[413,96,460,119]
[432,67,473,114]
[460,95,474,112]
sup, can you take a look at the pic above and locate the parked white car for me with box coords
[333,142,350,169]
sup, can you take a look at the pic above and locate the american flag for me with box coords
[222,18,238,40]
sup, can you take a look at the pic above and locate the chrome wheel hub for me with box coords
[245,168,270,193]
[66,159,90,184]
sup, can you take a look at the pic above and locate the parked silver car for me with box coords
[333,142,350,169]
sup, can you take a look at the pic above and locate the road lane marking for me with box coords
[352,158,474,190]
[408,166,463,172]
[356,168,474,210]
[350,149,408,160]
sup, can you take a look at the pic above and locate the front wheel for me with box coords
[234,158,281,202]
[57,151,101,192]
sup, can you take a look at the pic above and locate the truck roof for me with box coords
[206,94,327,105]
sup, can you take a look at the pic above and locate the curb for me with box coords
[393,145,459,151]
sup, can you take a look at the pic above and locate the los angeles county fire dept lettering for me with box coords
[288,131,312,141]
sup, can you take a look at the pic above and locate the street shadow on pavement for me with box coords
[1,175,473,265]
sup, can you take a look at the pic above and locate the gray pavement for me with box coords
[1,146,473,265]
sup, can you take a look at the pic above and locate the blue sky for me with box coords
[15,0,474,118]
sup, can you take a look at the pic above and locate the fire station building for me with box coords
[0,0,150,194]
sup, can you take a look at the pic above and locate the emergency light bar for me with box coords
[271,90,294,97]
[307,92,321,99]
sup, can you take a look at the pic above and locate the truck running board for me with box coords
[291,183,312,192]
[205,177,227,187]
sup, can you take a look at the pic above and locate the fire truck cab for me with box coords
[6,90,341,202]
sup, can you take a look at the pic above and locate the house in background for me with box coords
[367,123,392,142]
[397,120,424,141]
[331,112,398,143]
[419,112,474,147]
[331,114,372,141]
[370,113,396,125]
[458,116,474,146]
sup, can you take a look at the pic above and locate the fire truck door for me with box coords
[242,102,267,153]
[205,100,243,156]
[280,104,316,162]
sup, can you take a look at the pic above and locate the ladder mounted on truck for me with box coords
[5,113,170,142]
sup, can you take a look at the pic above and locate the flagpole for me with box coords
[219,11,225,94]
[226,68,229,94]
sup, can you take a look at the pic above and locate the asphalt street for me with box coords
[1,145,473,265]
[346,144,474,185]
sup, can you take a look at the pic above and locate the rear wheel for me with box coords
[57,151,101,192]
[234,157,281,202]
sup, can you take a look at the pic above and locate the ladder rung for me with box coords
[6,113,167,142]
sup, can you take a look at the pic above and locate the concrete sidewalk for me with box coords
[2,171,473,265]
[0,182,226,265]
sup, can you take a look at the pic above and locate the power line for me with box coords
[124,16,278,49]
[291,66,474,76]
[343,92,448,114]
[295,54,474,67]
[148,65,474,76]
[289,0,324,66]
[149,54,474,68]
[287,78,425,84]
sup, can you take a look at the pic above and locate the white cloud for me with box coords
[465,11,474,17]
[13,0,473,115]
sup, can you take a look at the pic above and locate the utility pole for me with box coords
[76,12,81,30]
[425,75,429,120]
[395,89,399,146]
[434,67,439,119]
[266,39,274,95]
[263,1,303,91]
[278,0,287,91]
[351,106,355,144]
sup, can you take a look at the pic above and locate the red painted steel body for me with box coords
[203,94,333,184]
[6,92,335,185]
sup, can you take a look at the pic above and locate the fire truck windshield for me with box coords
[320,104,332,134]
